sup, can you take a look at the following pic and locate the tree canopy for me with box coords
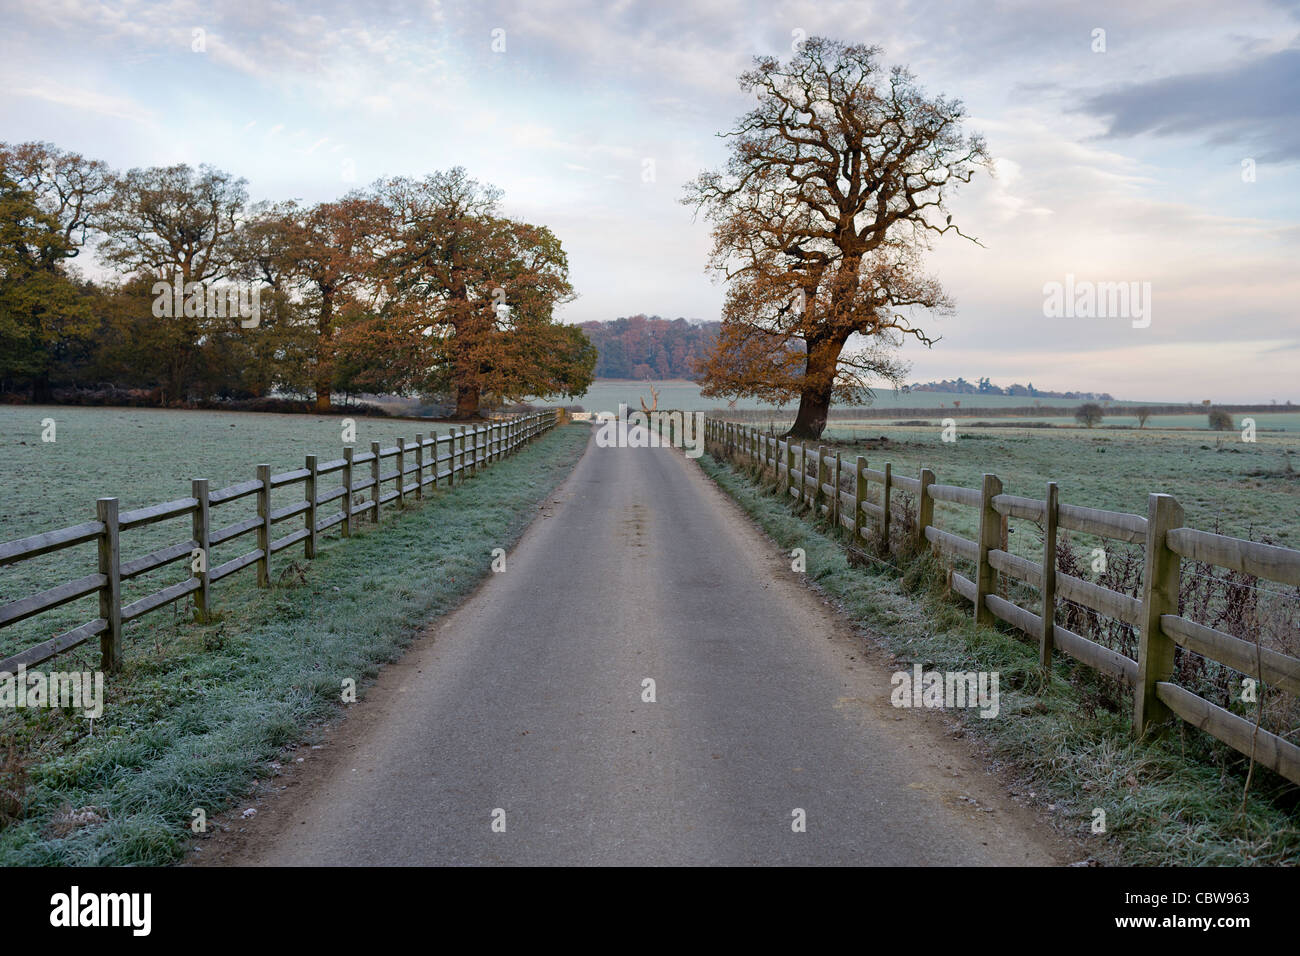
[0,144,592,416]
[684,38,988,438]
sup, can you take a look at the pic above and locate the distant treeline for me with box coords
[0,142,594,417]
[572,324,1127,404]
[578,316,719,379]
[711,403,1295,422]
[905,377,1114,400]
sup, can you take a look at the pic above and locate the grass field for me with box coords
[811,421,1300,553]
[553,379,1295,420]
[0,406,445,662]
[0,423,591,864]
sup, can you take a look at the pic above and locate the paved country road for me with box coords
[210,430,1074,866]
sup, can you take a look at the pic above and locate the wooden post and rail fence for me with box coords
[705,418,1300,787]
[0,411,558,676]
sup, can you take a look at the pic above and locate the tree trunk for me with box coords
[455,382,480,419]
[788,381,832,439]
[314,290,334,412]
[30,372,52,404]
[786,337,842,439]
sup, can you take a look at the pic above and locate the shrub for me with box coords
[1074,402,1104,427]
[1208,408,1233,430]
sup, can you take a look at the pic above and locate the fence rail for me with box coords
[0,411,558,674]
[706,418,1300,787]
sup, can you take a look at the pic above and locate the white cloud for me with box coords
[7,80,154,125]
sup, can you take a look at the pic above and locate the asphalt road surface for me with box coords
[231,429,1068,865]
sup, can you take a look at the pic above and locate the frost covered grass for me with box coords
[0,424,590,866]
[698,449,1300,866]
[0,405,440,659]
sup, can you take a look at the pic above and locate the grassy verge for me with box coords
[0,424,590,866]
[698,448,1299,866]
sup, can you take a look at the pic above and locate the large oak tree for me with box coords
[0,171,94,394]
[355,168,592,417]
[0,142,112,399]
[684,38,988,438]
[96,163,248,402]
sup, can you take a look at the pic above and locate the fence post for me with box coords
[342,447,354,537]
[999,510,1010,598]
[1040,481,1058,671]
[817,445,828,514]
[853,456,866,544]
[786,440,796,499]
[1136,493,1185,735]
[881,462,892,550]
[191,479,211,621]
[413,434,424,501]
[800,442,809,508]
[832,451,842,530]
[96,497,122,672]
[370,441,381,522]
[396,439,406,508]
[304,456,318,559]
[973,473,1002,626]
[256,464,272,587]
[917,467,935,551]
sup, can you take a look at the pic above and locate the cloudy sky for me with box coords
[2,0,1297,402]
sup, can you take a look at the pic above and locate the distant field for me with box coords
[0,406,434,660]
[554,379,1291,421]
[561,378,1156,412]
[851,412,1300,433]
[4,402,1297,660]
[813,421,1300,555]
[565,378,1300,550]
